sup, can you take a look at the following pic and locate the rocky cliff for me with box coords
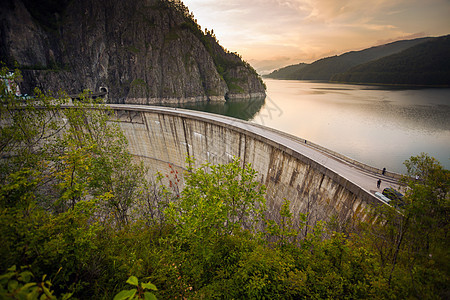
[0,0,266,103]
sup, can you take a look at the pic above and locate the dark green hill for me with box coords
[331,35,450,86]
[262,63,308,79]
[265,37,432,80]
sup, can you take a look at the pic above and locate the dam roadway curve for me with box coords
[107,104,402,224]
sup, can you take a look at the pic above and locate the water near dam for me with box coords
[164,79,450,173]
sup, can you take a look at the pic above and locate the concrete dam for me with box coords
[108,104,401,224]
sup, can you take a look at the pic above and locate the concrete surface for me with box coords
[107,104,403,225]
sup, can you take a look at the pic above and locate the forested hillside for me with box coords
[263,63,308,79]
[1,68,449,299]
[332,35,450,86]
[265,37,431,80]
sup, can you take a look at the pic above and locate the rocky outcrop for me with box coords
[0,0,266,103]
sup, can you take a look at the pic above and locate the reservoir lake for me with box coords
[160,79,450,173]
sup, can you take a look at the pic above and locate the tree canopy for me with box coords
[1,68,448,299]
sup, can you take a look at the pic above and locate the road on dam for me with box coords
[108,104,403,203]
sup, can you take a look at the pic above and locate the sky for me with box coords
[182,0,450,74]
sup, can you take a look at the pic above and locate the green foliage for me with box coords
[0,67,64,181]
[1,67,448,298]
[48,90,149,226]
[353,153,449,299]
[0,68,152,297]
[227,82,244,93]
[0,265,72,300]
[157,157,267,296]
[167,157,266,238]
[0,168,40,209]
[114,276,157,300]
[400,153,449,277]
[264,199,306,246]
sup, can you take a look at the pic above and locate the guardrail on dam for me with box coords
[108,104,400,224]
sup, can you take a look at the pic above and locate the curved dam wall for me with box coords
[109,104,383,224]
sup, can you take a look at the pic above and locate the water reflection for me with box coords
[156,96,266,121]
[153,81,450,173]
[257,79,450,173]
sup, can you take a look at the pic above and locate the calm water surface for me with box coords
[160,79,450,173]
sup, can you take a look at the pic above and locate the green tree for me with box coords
[46,92,149,227]
[3,67,448,299]
[400,154,449,294]
[0,67,65,209]
[159,158,266,296]
[166,157,266,239]
[0,68,154,296]
[113,275,157,300]
[0,265,72,300]
[354,153,449,298]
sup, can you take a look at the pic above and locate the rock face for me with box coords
[0,0,266,103]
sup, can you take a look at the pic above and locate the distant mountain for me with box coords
[265,37,433,81]
[262,63,308,79]
[331,35,450,86]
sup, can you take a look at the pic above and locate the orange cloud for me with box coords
[183,0,450,73]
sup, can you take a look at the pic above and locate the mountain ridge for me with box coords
[264,36,449,86]
[0,0,266,103]
[331,35,450,86]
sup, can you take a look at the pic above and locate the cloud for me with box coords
[303,0,396,21]
[375,32,428,45]
[182,0,450,71]
[248,56,298,74]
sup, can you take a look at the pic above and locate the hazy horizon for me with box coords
[183,0,450,74]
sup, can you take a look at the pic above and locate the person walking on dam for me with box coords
[377,179,381,189]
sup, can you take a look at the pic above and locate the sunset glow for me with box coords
[183,0,450,74]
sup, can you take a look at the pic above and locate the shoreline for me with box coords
[263,78,450,89]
